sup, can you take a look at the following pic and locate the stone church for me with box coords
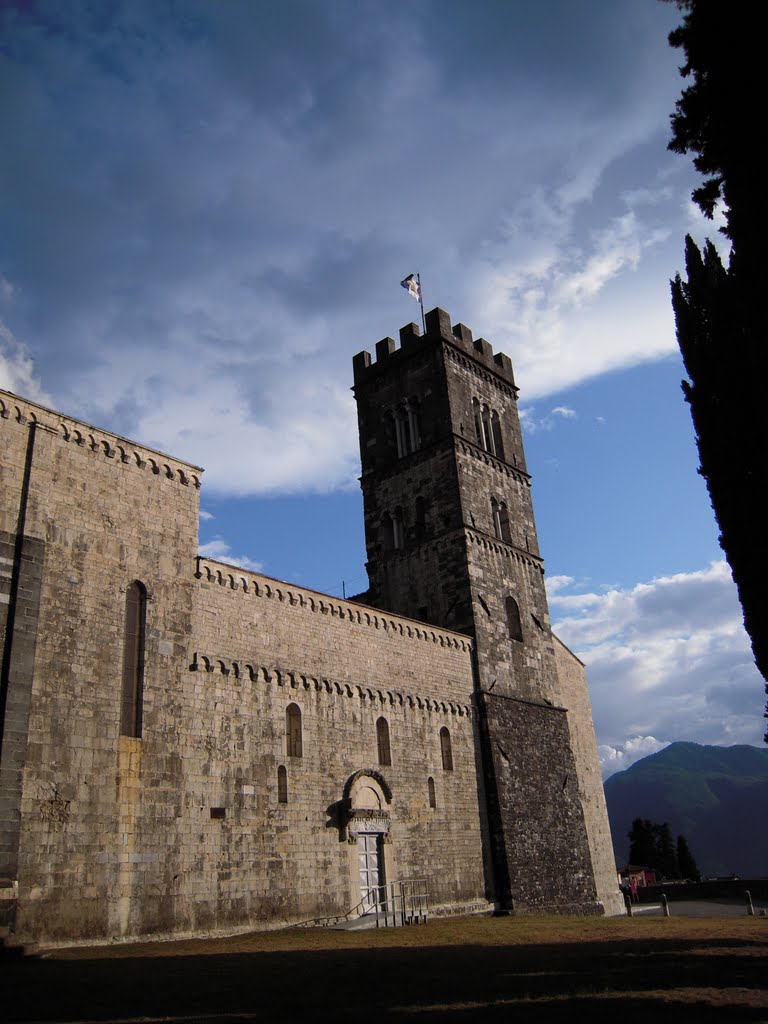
[0,307,623,945]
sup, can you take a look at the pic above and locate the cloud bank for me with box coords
[0,0,699,496]
[547,561,765,778]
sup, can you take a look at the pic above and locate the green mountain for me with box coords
[603,741,768,877]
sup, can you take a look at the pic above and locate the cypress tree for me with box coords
[668,1,768,738]
[677,834,700,881]
[656,822,679,880]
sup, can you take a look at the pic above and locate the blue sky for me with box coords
[1,0,763,776]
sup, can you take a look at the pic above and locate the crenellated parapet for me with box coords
[0,389,203,490]
[194,556,474,651]
[187,652,472,718]
[353,307,516,388]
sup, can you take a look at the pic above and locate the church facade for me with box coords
[0,307,622,945]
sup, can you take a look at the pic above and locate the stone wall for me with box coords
[0,390,488,943]
[479,691,601,913]
[553,635,624,915]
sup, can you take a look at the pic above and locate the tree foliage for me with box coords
[667,1,768,738]
[677,834,701,881]
[628,817,700,880]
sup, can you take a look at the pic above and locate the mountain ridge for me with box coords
[603,741,768,877]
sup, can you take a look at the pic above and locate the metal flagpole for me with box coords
[417,273,426,334]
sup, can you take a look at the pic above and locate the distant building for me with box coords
[0,307,623,945]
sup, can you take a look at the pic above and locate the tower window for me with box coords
[286,703,303,757]
[439,726,453,771]
[506,596,523,643]
[376,716,392,766]
[277,764,288,803]
[393,507,405,549]
[491,498,501,539]
[491,499,511,543]
[428,776,436,808]
[481,405,494,454]
[405,399,421,453]
[472,397,505,459]
[120,580,147,737]
[394,409,409,458]
[392,399,421,458]
[491,410,504,458]
[498,502,511,543]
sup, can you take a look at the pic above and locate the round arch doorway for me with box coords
[342,770,394,915]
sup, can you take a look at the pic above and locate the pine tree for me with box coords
[676,834,700,881]
[628,818,657,866]
[668,1,768,739]
[656,822,679,880]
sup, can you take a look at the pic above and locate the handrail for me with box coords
[289,878,429,929]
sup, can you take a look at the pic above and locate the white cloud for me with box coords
[0,0,700,496]
[598,736,669,778]
[0,322,50,404]
[549,562,765,778]
[198,537,263,574]
[520,404,579,433]
[199,510,214,521]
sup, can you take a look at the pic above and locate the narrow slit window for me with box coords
[440,726,453,771]
[277,765,288,803]
[406,400,421,452]
[498,502,512,543]
[376,717,391,766]
[491,411,504,459]
[491,497,501,539]
[506,596,523,642]
[120,580,147,737]
[286,703,303,757]
[481,405,494,454]
[428,776,436,808]
[394,409,409,458]
[473,398,484,448]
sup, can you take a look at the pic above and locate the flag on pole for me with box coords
[400,274,421,302]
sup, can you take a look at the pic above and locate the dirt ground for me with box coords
[5,914,767,1023]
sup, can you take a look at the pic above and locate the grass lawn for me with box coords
[5,914,767,1022]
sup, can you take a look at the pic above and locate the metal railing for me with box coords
[361,879,429,927]
[291,878,429,929]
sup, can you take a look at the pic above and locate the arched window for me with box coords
[428,776,436,808]
[506,596,523,642]
[120,580,147,737]
[277,765,288,803]
[286,703,303,757]
[376,717,391,766]
[491,410,504,458]
[440,726,453,771]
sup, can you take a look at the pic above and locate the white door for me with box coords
[358,832,384,912]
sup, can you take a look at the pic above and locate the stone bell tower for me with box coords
[353,307,604,913]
